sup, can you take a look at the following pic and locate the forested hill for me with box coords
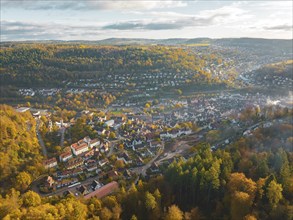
[0,44,212,87]
[0,105,43,194]
[260,60,293,78]
[243,60,293,88]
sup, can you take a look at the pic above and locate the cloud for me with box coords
[103,5,249,30]
[1,20,104,41]
[263,24,293,32]
[1,0,187,11]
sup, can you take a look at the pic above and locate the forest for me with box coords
[0,104,292,219]
[0,105,44,194]
[0,44,217,87]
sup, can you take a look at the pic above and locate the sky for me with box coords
[1,0,292,41]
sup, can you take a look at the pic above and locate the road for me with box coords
[107,137,125,157]
[131,144,164,177]
[60,127,66,148]
[36,119,48,158]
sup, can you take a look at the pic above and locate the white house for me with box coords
[104,120,114,127]
[89,139,100,148]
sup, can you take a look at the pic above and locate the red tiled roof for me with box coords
[72,143,88,151]
[84,181,119,200]
[60,151,72,158]
[43,158,57,165]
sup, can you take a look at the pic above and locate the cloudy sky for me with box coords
[1,0,292,41]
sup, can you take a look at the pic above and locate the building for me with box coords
[15,107,30,113]
[59,151,73,162]
[43,158,58,169]
[117,152,132,164]
[91,180,102,190]
[89,139,100,148]
[149,141,162,148]
[84,181,119,200]
[104,119,114,127]
[71,143,89,156]
[65,158,84,170]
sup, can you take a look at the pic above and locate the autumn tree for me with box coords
[16,172,32,192]
[164,205,183,220]
[266,180,283,209]
[22,191,41,207]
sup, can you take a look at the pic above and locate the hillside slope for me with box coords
[0,105,43,194]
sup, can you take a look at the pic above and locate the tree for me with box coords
[22,191,41,207]
[164,205,183,220]
[230,191,252,220]
[16,172,32,191]
[227,173,257,199]
[266,180,283,209]
[145,191,157,210]
[184,207,202,220]
[130,215,138,220]
[111,204,122,220]
[145,103,151,108]
[100,207,112,220]
[115,160,125,169]
[228,173,257,219]
[109,132,116,139]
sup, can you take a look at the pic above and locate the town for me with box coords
[16,88,292,199]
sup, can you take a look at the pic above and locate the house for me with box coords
[84,181,119,200]
[65,158,84,170]
[104,120,114,127]
[112,116,125,124]
[99,159,109,167]
[78,185,89,195]
[132,138,143,146]
[45,176,55,187]
[56,178,76,188]
[149,163,160,173]
[117,152,132,164]
[63,190,74,197]
[87,163,98,172]
[71,142,89,156]
[58,170,72,179]
[243,130,252,137]
[83,136,92,144]
[136,157,144,166]
[89,139,100,148]
[91,180,102,190]
[100,143,109,153]
[108,170,119,180]
[71,167,84,176]
[132,143,145,151]
[59,151,73,162]
[15,107,30,113]
[149,141,162,148]
[145,133,155,142]
[97,128,106,135]
[86,147,95,156]
[123,169,132,179]
[43,158,58,169]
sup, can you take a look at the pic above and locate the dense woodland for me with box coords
[0,105,44,194]
[0,44,218,87]
[0,104,292,219]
